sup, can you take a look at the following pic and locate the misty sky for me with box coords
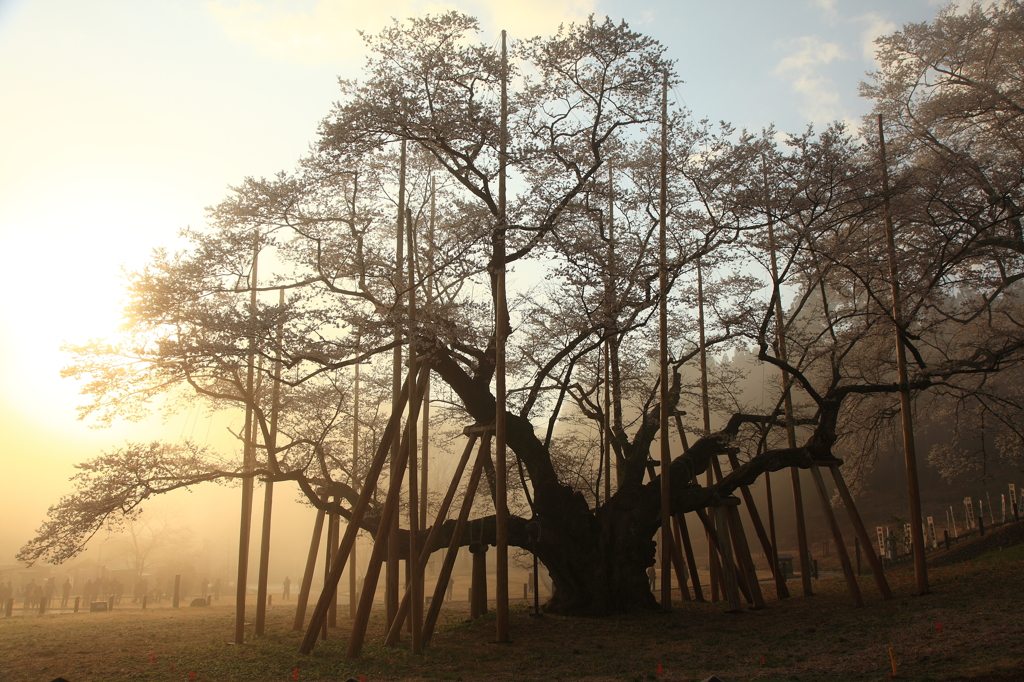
[0,0,959,566]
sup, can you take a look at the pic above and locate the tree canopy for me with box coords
[21,3,1024,615]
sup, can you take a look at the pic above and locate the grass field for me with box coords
[2,542,1022,682]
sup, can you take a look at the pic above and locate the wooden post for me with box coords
[406,208,424,653]
[828,464,892,600]
[670,517,692,601]
[349,180,363,623]
[387,140,408,631]
[695,507,749,604]
[384,433,480,647]
[342,372,427,659]
[326,502,339,630]
[350,356,361,620]
[470,543,489,618]
[725,450,789,599]
[725,504,765,609]
[423,434,490,648]
[675,514,703,601]
[255,288,284,636]
[292,507,325,631]
[603,162,614,501]
[809,464,864,607]
[235,230,260,643]
[254,479,274,636]
[492,28,511,644]
[298,367,423,655]
[878,114,929,595]
[656,69,673,613]
[713,506,743,613]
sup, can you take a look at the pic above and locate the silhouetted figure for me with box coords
[213,578,222,601]
[647,566,657,592]
[282,576,291,600]
[61,579,71,608]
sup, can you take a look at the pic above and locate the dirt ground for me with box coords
[2,536,1022,682]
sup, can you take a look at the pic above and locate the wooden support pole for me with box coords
[342,371,427,659]
[763,469,788,599]
[725,504,765,609]
[255,287,285,636]
[695,507,750,604]
[764,192,812,597]
[422,434,490,648]
[405,214,423,652]
[491,28,511,645]
[327,502,340,628]
[670,516,692,601]
[235,230,260,645]
[828,464,892,600]
[725,451,789,599]
[656,68,672,614]
[255,479,274,636]
[470,543,489,618]
[298,367,423,655]
[385,433,480,647]
[713,505,743,613]
[878,114,929,596]
[675,513,703,601]
[387,140,408,630]
[809,464,864,606]
[350,358,361,620]
[292,507,325,631]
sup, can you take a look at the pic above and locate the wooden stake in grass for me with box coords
[888,647,898,677]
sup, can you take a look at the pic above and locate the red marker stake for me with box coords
[189,672,195,681]
[657,664,663,676]
[936,621,943,632]
[150,654,156,662]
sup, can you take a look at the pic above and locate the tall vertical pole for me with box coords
[604,162,614,503]
[235,230,259,644]
[878,114,929,595]
[388,141,407,629]
[421,175,435,532]
[350,356,360,619]
[766,204,812,597]
[406,206,424,653]
[349,178,361,621]
[255,287,285,636]
[697,259,721,601]
[493,28,511,644]
[292,506,325,631]
[657,71,672,613]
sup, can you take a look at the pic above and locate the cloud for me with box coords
[205,0,596,66]
[856,12,896,65]
[772,36,845,124]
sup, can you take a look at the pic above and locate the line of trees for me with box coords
[20,2,1024,615]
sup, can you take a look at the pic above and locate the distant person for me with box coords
[61,579,71,608]
[282,576,291,600]
[83,579,94,606]
[213,578,222,601]
[647,566,657,592]
[447,578,454,602]
[24,579,36,609]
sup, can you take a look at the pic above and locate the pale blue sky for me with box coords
[0,0,956,562]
